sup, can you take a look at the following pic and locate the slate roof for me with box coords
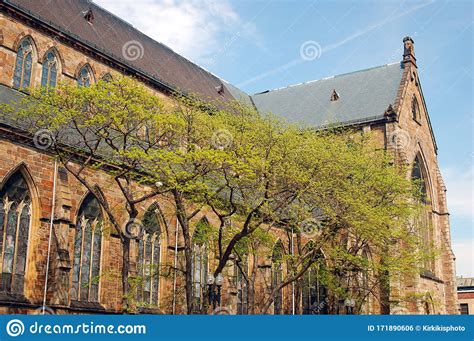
[3,0,235,102]
[0,84,24,130]
[250,62,404,127]
[1,0,406,128]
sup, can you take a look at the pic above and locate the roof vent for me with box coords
[215,83,224,95]
[330,89,339,102]
[83,8,94,24]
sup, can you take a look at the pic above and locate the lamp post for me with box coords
[207,273,224,309]
[344,298,356,315]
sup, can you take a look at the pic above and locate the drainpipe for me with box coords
[42,159,58,315]
[172,218,179,314]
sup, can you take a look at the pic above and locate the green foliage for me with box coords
[0,76,434,313]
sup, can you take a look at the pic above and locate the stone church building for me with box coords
[0,0,457,314]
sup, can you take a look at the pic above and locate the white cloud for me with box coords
[94,0,245,63]
[453,240,474,277]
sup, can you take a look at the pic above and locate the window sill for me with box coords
[136,306,162,314]
[70,300,106,312]
[420,270,444,284]
[0,293,31,307]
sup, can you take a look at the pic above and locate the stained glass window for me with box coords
[271,242,283,315]
[412,156,428,204]
[191,218,209,312]
[0,171,31,295]
[77,65,93,87]
[302,249,328,315]
[41,50,58,87]
[137,203,161,306]
[411,156,433,272]
[13,38,34,90]
[71,193,102,302]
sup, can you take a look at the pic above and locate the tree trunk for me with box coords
[380,246,391,315]
[173,189,194,314]
[122,237,130,310]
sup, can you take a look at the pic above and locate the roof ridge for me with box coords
[252,62,401,96]
[90,0,231,85]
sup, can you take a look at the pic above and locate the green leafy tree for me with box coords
[1,77,179,310]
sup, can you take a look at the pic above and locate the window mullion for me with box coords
[78,217,87,301]
[11,201,25,288]
[150,236,155,305]
[0,199,12,276]
[88,219,96,301]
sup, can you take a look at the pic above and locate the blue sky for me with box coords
[96,0,473,276]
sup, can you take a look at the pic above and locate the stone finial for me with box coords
[403,36,417,67]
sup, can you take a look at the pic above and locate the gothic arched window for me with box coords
[77,64,93,87]
[302,247,328,315]
[271,242,284,314]
[137,203,161,306]
[191,218,210,312]
[0,171,31,295]
[412,156,428,204]
[41,50,58,87]
[13,37,34,90]
[71,193,102,302]
[411,156,434,272]
[412,95,421,122]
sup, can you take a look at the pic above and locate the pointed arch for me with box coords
[411,153,435,272]
[76,63,95,87]
[411,151,434,203]
[0,167,34,295]
[271,240,284,314]
[101,73,113,82]
[71,192,103,303]
[136,203,162,306]
[13,36,36,90]
[412,95,421,122]
[0,163,38,202]
[41,47,61,87]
